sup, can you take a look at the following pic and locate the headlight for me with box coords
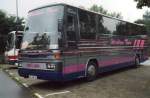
[18,63,22,67]
[47,63,56,70]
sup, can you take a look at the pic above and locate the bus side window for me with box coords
[66,14,77,48]
[66,15,75,40]
[16,36,23,49]
[79,10,96,40]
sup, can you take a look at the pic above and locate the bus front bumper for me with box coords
[8,60,18,65]
[18,68,63,81]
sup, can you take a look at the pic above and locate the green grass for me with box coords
[0,64,3,69]
[0,64,9,69]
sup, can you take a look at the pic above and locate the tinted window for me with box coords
[102,17,120,35]
[16,35,23,49]
[97,15,105,35]
[79,10,96,39]
[116,22,146,36]
[116,22,128,36]
[140,26,147,35]
[66,15,75,41]
[78,10,146,37]
[7,33,15,50]
[66,7,77,48]
[99,16,146,36]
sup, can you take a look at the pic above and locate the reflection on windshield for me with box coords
[22,5,64,50]
[27,33,50,49]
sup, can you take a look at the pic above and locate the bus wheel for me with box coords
[135,56,140,67]
[86,62,97,81]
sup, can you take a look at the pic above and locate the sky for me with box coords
[0,0,150,22]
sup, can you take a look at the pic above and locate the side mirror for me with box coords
[5,46,8,51]
[58,19,63,32]
[25,27,29,31]
[5,41,9,51]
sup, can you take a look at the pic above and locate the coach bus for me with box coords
[5,31,23,65]
[18,3,148,81]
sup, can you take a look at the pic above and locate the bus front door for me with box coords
[63,8,80,78]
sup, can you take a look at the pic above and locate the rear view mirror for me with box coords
[58,19,63,32]
[5,41,9,51]
[25,27,29,31]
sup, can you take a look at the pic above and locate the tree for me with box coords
[0,10,24,35]
[135,10,150,54]
[7,16,24,32]
[108,12,123,19]
[143,11,150,21]
[142,11,150,33]
[135,11,150,33]
[0,10,9,35]
[78,6,86,9]
[134,0,150,9]
[89,4,123,19]
[0,10,24,54]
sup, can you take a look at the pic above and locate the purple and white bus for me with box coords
[18,3,148,81]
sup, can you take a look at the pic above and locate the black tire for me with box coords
[86,62,98,81]
[135,56,140,68]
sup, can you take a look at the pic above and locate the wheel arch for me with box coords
[85,58,99,76]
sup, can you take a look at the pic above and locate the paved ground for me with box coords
[2,61,150,98]
[0,70,33,98]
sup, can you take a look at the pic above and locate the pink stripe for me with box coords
[63,56,135,74]
[133,40,137,47]
[99,56,134,67]
[63,57,134,74]
[140,40,145,48]
[63,64,85,74]
[136,40,141,47]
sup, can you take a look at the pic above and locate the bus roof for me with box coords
[29,3,145,27]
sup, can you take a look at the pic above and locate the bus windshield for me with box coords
[7,33,15,51]
[22,5,64,50]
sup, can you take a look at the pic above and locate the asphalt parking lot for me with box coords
[2,62,150,98]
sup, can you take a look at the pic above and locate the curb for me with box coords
[2,68,43,98]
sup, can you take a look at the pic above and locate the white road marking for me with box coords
[5,70,8,72]
[141,60,150,66]
[44,91,71,97]
[22,83,29,88]
[34,93,44,98]
[9,72,13,75]
[15,77,19,81]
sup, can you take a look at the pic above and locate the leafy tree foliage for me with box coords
[0,11,8,35]
[0,10,24,35]
[135,11,150,54]
[134,0,150,9]
[142,11,150,33]
[0,10,24,54]
[89,4,123,19]
[135,11,150,33]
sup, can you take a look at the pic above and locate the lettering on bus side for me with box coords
[111,39,132,46]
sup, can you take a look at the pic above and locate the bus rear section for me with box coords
[5,31,23,65]
[18,3,148,81]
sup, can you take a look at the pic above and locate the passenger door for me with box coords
[63,7,79,77]
[66,9,78,48]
